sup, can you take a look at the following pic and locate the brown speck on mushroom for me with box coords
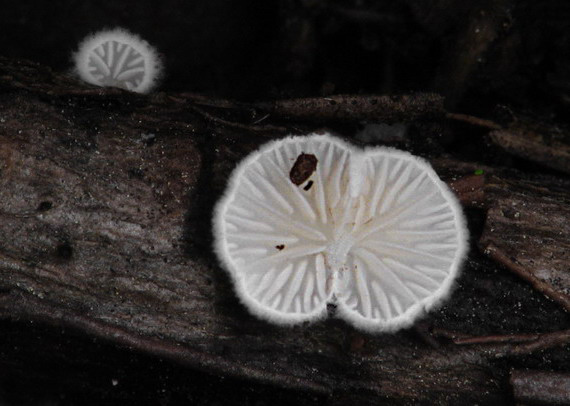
[289,153,318,186]
[275,244,285,251]
[303,180,314,191]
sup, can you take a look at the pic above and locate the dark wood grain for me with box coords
[0,56,568,405]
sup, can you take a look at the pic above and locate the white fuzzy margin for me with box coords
[73,27,163,94]
[334,144,469,333]
[212,133,347,326]
[213,133,469,332]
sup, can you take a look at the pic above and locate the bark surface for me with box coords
[0,57,568,405]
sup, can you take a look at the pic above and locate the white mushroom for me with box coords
[214,133,468,332]
[73,28,162,94]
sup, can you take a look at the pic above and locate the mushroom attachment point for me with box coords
[214,134,468,332]
[73,28,162,94]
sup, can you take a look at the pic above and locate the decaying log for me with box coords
[442,158,570,313]
[489,115,570,175]
[479,175,570,312]
[1,56,569,405]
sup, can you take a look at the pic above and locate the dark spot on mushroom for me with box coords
[275,244,285,251]
[289,153,318,186]
[56,242,73,260]
[37,201,53,212]
[303,180,314,191]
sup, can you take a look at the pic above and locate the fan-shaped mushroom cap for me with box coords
[74,28,162,94]
[214,133,468,332]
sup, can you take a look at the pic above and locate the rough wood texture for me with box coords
[480,175,570,312]
[510,370,570,405]
[258,93,445,122]
[489,115,570,175]
[1,57,569,405]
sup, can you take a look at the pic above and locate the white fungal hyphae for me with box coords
[74,28,162,93]
[214,133,468,332]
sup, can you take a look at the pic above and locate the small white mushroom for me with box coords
[214,133,468,332]
[73,28,162,94]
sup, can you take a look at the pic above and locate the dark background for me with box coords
[1,1,569,112]
[0,0,569,405]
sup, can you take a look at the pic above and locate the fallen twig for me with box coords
[187,104,288,134]
[168,93,246,110]
[432,328,570,357]
[445,112,502,130]
[254,93,445,122]
[482,244,570,313]
[510,370,570,405]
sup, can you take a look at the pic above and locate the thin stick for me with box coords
[483,243,570,313]
[446,112,502,130]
